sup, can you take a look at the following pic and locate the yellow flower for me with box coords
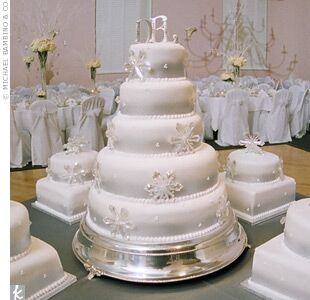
[221,72,235,81]
[36,90,46,97]
[228,56,247,67]
[23,55,34,64]
[86,59,101,69]
[31,37,56,53]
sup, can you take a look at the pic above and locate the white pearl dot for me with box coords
[43,273,47,279]
[206,176,210,181]
[198,223,202,228]
[155,142,160,148]
[246,208,250,212]
[93,216,97,222]
[163,64,168,69]
[256,178,260,182]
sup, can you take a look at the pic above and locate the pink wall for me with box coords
[11,0,310,88]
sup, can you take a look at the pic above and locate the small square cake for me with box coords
[243,198,310,300]
[33,137,98,224]
[224,135,295,224]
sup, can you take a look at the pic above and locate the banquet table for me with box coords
[14,105,81,133]
[21,194,305,300]
[199,94,273,133]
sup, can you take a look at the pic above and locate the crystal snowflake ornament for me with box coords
[106,122,117,150]
[92,162,104,192]
[216,196,231,225]
[239,133,264,154]
[124,50,151,80]
[224,158,236,182]
[145,171,183,201]
[64,162,86,184]
[64,136,88,154]
[103,205,135,240]
[170,122,201,154]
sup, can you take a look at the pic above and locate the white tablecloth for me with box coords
[14,105,81,133]
[199,95,273,131]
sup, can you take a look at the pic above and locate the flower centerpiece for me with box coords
[31,31,57,99]
[228,55,247,80]
[86,59,101,93]
[23,55,34,70]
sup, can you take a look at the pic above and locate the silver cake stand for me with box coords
[72,217,247,283]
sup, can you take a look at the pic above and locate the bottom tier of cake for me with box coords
[34,178,91,224]
[11,237,76,300]
[226,175,295,224]
[243,233,310,300]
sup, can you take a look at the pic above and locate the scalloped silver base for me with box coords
[72,217,247,283]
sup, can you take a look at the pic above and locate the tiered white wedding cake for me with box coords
[244,198,310,300]
[73,16,247,282]
[224,134,296,224]
[10,201,76,299]
[33,137,98,224]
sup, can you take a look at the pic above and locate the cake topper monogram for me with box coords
[136,15,168,43]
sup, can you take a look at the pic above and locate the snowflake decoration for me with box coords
[91,162,103,192]
[106,122,117,149]
[64,162,86,184]
[277,158,284,181]
[63,136,88,154]
[46,158,54,179]
[224,158,236,182]
[216,196,231,225]
[170,123,201,154]
[239,133,264,154]
[145,171,183,201]
[124,50,151,80]
[103,205,135,240]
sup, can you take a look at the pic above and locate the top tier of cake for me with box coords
[10,201,31,258]
[284,198,310,258]
[226,150,282,183]
[129,42,187,79]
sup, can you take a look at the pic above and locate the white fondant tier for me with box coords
[86,177,230,243]
[49,150,98,179]
[10,201,31,258]
[111,112,203,154]
[226,175,295,224]
[284,198,310,258]
[130,42,187,78]
[227,150,281,183]
[119,80,195,115]
[96,144,219,198]
[11,237,76,300]
[35,178,91,224]
[245,234,310,300]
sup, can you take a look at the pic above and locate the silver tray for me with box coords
[72,217,247,283]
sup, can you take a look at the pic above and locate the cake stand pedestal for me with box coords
[72,217,247,283]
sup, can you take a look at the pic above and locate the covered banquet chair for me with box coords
[99,87,116,115]
[29,100,63,166]
[265,90,292,144]
[216,88,249,146]
[10,107,31,168]
[67,95,105,151]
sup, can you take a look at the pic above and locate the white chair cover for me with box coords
[99,87,116,115]
[290,89,309,138]
[217,88,249,146]
[29,100,63,166]
[69,95,105,151]
[10,107,31,168]
[266,90,292,143]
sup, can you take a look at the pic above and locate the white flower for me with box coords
[145,171,183,201]
[103,205,135,240]
[64,162,86,184]
[170,122,201,154]
[216,196,231,225]
[224,158,236,182]
[64,136,88,154]
[92,162,104,192]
